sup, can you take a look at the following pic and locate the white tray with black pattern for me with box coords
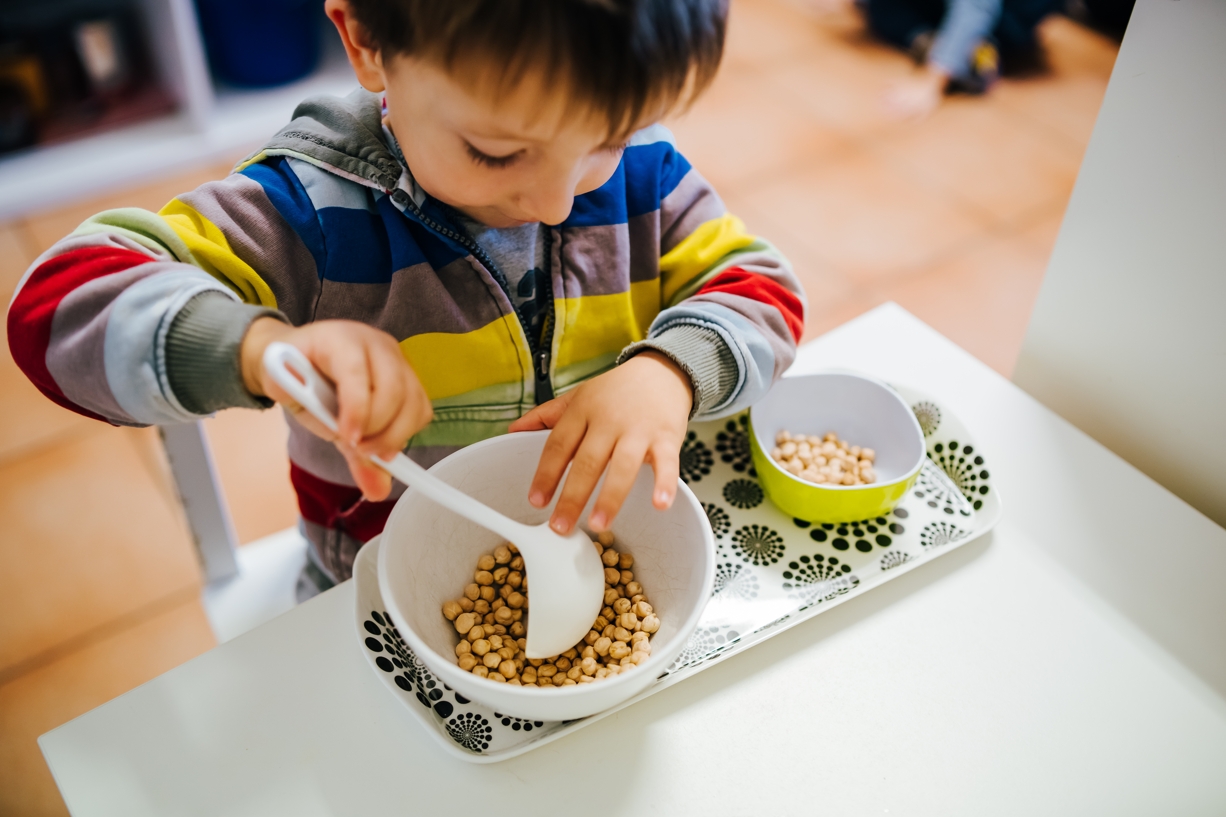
[355,384,1001,763]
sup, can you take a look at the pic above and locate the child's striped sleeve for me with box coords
[618,127,805,418]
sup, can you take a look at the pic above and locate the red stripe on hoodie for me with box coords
[696,267,805,342]
[291,462,397,544]
[7,246,155,422]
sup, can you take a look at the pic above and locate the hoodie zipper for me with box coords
[386,184,555,405]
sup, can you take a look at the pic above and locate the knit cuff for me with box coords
[617,325,739,417]
[165,291,287,415]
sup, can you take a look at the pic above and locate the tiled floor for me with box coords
[0,0,1118,812]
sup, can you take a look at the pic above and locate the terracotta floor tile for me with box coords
[0,222,35,296]
[742,145,990,283]
[203,408,300,545]
[668,68,850,194]
[724,0,843,72]
[763,33,916,138]
[801,286,888,343]
[872,96,1084,228]
[0,594,215,817]
[0,428,202,674]
[1039,15,1121,78]
[875,234,1051,376]
[994,73,1110,149]
[0,339,96,469]
[18,156,241,255]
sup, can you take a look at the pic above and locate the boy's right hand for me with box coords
[240,318,433,501]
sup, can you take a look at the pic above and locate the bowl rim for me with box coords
[377,429,717,704]
[748,371,926,492]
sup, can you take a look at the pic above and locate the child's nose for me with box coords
[518,181,576,226]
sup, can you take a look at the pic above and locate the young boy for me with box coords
[6,0,805,597]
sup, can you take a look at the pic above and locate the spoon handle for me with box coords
[263,342,532,543]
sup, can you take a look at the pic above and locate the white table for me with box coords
[40,304,1226,816]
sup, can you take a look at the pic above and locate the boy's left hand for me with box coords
[509,352,693,535]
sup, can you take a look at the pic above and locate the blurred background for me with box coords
[0,0,1128,812]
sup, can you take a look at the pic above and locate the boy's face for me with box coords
[382,56,631,228]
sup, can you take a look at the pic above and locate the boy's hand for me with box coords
[240,318,433,501]
[509,352,693,534]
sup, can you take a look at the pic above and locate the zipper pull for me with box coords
[534,348,554,404]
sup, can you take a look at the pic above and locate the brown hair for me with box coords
[346,0,727,138]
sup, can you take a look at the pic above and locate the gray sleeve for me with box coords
[617,324,739,418]
[164,291,287,415]
[929,0,1002,78]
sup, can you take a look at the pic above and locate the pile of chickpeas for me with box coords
[441,531,660,687]
[771,430,878,485]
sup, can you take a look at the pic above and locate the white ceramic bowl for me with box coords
[377,430,715,721]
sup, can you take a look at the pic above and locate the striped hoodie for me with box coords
[7,89,805,585]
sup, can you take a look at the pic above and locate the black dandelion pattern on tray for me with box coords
[712,561,759,600]
[680,431,714,483]
[703,503,731,539]
[913,460,974,517]
[363,610,454,718]
[723,478,764,509]
[729,524,786,565]
[782,554,859,608]
[930,441,991,511]
[495,713,545,733]
[879,551,914,570]
[920,521,970,550]
[670,624,742,672]
[804,515,902,553]
[447,712,493,752]
[715,414,756,475]
[912,401,942,437]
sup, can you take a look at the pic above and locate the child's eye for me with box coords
[466,142,520,169]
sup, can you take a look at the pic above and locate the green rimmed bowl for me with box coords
[748,373,925,522]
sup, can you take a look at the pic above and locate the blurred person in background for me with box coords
[866,0,1064,117]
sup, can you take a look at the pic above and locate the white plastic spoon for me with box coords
[263,341,606,659]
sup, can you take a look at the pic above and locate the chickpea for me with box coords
[482,652,501,669]
[631,651,650,665]
[475,570,493,586]
[482,624,495,637]
[609,642,631,660]
[498,647,516,662]
[595,668,609,679]
[453,612,476,635]
[625,582,643,597]
[601,549,620,568]
[594,637,612,656]
[458,654,478,671]
[555,657,572,671]
[641,614,660,633]
[613,597,632,615]
[493,545,512,564]
[499,659,517,678]
[630,594,646,604]
[614,626,633,642]
[562,648,578,660]
[455,640,472,657]
[596,530,615,547]
[603,588,620,606]
[566,666,583,681]
[618,612,638,630]
[472,665,489,679]
[489,672,507,683]
[506,571,523,588]
[494,606,514,625]
[633,601,653,617]
[510,555,524,570]
[507,592,525,609]
[479,585,496,602]
[471,639,491,657]
[493,624,508,635]
[458,597,475,612]
[602,624,616,638]
[603,567,621,585]
[464,583,480,601]
[466,625,484,642]
[562,678,577,686]
[581,646,596,660]
[594,614,610,630]
[473,600,490,615]
[538,664,558,679]
[491,598,504,612]
[442,600,462,621]
[619,569,634,585]
[487,634,503,650]
[581,657,598,675]
[578,675,595,684]
[477,554,496,572]
[631,630,650,644]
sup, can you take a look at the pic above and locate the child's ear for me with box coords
[324,0,386,93]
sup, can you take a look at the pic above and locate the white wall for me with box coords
[1013,0,1226,526]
